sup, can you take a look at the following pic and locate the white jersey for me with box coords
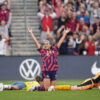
[0,39,6,55]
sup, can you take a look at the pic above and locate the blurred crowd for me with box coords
[0,0,12,56]
[37,0,100,55]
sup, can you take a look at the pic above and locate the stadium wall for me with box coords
[0,56,100,80]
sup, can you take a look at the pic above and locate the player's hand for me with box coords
[63,28,71,35]
[65,28,71,34]
[61,25,65,29]
[28,27,33,33]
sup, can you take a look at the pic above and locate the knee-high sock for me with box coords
[54,85,71,90]
[3,85,11,90]
[35,86,45,91]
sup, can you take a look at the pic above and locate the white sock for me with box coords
[3,85,11,89]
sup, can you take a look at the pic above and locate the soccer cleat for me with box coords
[27,85,36,91]
[48,86,55,91]
[0,83,3,91]
[98,86,100,90]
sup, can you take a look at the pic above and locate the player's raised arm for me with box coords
[57,28,70,48]
[28,27,40,49]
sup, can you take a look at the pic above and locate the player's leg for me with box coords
[48,71,56,91]
[33,71,50,91]
[76,78,94,90]
[92,72,100,86]
[43,78,50,90]
[70,86,82,90]
[54,80,93,91]
[43,71,51,90]
[70,78,95,90]
[0,82,19,90]
[54,85,71,90]
[11,82,26,90]
[48,84,71,91]
[0,83,13,90]
[50,71,57,86]
[48,71,71,91]
[51,80,56,86]
[93,72,100,80]
[49,78,94,91]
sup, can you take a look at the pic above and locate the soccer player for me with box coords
[73,72,100,90]
[0,76,43,91]
[28,27,70,91]
[48,72,100,91]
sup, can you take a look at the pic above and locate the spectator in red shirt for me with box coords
[37,7,56,41]
[85,35,98,55]
[76,18,89,35]
[90,17,100,35]
[66,12,77,32]
[0,4,10,24]
[66,11,77,35]
[53,1,64,18]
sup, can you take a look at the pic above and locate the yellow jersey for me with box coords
[23,81,40,90]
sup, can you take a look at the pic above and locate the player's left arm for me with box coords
[57,28,70,48]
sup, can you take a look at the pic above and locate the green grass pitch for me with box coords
[0,80,100,100]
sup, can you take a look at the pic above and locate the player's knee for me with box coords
[50,80,56,86]
[43,78,50,91]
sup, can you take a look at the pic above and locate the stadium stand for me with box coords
[0,0,100,56]
[0,0,12,56]
[10,0,40,56]
[37,0,100,55]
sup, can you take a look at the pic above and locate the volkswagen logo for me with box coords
[19,59,41,80]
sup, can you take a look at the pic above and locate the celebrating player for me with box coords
[48,72,100,91]
[28,27,70,91]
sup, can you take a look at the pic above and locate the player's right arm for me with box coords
[28,27,40,49]
[57,28,70,48]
